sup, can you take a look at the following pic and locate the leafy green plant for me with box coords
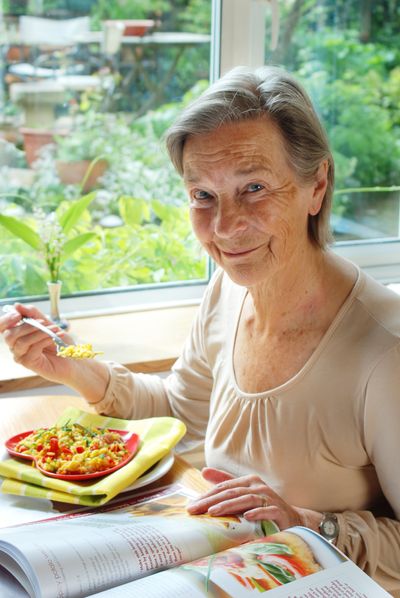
[54,112,118,163]
[285,20,400,235]
[0,192,207,298]
[0,193,98,283]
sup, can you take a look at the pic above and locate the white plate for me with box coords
[121,452,175,493]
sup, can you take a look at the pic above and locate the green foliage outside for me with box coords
[270,1,400,236]
[0,0,210,300]
[0,85,208,298]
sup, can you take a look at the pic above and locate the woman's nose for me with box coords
[214,199,248,239]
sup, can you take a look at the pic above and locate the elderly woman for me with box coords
[1,66,400,594]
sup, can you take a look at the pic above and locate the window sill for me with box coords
[0,303,199,395]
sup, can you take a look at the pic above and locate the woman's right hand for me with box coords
[0,303,75,385]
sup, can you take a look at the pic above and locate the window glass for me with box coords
[0,0,211,304]
[265,0,400,244]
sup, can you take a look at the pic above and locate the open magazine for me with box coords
[0,484,390,598]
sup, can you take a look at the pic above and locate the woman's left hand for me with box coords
[187,467,310,530]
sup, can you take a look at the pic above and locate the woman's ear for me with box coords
[309,160,329,216]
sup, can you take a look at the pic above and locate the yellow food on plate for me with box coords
[57,343,103,359]
[14,423,129,475]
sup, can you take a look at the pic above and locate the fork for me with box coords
[2,305,69,349]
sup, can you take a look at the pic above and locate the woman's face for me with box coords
[182,118,324,287]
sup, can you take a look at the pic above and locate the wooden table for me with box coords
[0,394,209,527]
[75,31,211,46]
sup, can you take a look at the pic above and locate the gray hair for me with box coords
[165,65,334,248]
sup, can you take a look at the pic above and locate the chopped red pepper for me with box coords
[49,437,59,454]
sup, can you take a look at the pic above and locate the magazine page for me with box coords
[269,528,390,598]
[88,527,390,597]
[0,564,29,598]
[0,484,274,598]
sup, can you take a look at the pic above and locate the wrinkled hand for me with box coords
[187,467,307,530]
[0,303,74,383]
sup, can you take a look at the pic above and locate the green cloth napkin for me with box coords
[0,407,186,506]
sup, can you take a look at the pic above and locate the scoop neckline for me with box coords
[230,265,363,399]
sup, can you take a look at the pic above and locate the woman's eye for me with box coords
[247,183,264,193]
[192,190,212,201]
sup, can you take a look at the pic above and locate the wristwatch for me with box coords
[318,512,339,544]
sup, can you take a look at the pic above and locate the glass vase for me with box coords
[47,281,69,330]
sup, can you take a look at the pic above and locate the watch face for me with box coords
[320,513,339,541]
[323,520,337,537]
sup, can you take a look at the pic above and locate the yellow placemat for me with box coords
[0,407,186,506]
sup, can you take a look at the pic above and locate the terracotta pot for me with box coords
[21,128,55,166]
[6,45,30,61]
[56,158,108,192]
[105,19,155,37]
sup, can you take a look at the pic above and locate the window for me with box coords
[1,0,400,318]
[0,0,213,314]
[221,0,400,283]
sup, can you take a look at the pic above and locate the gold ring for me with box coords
[261,496,268,508]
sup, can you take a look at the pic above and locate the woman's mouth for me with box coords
[220,246,261,258]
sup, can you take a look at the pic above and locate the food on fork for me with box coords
[2,306,102,359]
[13,423,130,475]
[57,343,103,359]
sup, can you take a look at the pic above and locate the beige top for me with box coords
[94,266,400,595]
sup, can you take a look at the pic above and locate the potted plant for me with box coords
[55,150,108,193]
[54,116,110,192]
[0,193,98,327]
[20,127,63,167]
